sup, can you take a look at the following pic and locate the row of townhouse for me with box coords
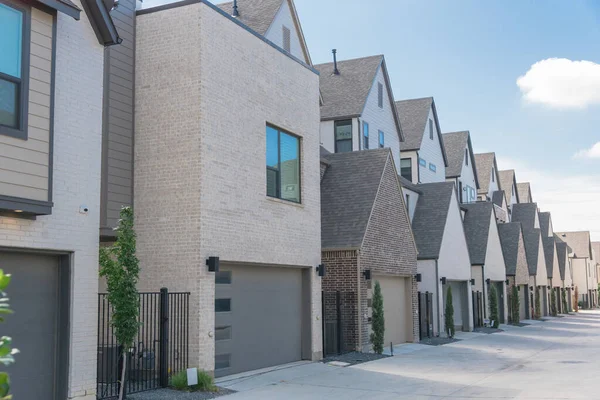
[0,0,598,398]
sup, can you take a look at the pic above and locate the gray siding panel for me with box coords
[100,0,135,236]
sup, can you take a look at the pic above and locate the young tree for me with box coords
[0,269,18,400]
[99,207,140,400]
[370,281,385,354]
[534,286,541,318]
[489,285,499,328]
[445,286,455,338]
[511,285,520,325]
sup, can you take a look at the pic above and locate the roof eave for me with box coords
[37,0,81,19]
[81,0,121,46]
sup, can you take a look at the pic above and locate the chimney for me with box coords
[332,49,339,75]
[232,0,239,17]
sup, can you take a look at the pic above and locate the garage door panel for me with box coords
[373,275,409,345]
[215,265,303,377]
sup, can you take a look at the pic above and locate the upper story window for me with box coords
[362,121,369,150]
[0,1,28,139]
[266,125,301,203]
[377,82,383,108]
[282,25,291,52]
[418,157,426,167]
[334,120,352,153]
[465,149,468,165]
[429,119,433,140]
[400,158,412,181]
[429,162,436,172]
[378,130,384,148]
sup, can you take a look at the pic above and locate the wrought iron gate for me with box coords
[418,291,433,339]
[322,291,356,356]
[472,291,483,327]
[97,288,190,399]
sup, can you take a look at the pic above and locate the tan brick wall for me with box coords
[135,2,322,372]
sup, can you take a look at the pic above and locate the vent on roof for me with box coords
[282,26,291,52]
[332,49,339,75]
[232,0,239,17]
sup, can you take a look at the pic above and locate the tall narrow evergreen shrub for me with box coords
[489,284,499,328]
[535,286,541,319]
[370,281,385,354]
[550,288,557,316]
[511,285,520,325]
[445,286,455,338]
[562,289,568,313]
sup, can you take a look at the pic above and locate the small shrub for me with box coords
[489,284,499,328]
[561,289,568,313]
[445,286,455,338]
[370,281,385,354]
[169,369,217,392]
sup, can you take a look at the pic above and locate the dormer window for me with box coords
[429,119,433,140]
[282,25,291,52]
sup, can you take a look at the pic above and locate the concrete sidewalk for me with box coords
[217,311,600,399]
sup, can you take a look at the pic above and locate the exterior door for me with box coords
[214,265,303,377]
[374,275,410,346]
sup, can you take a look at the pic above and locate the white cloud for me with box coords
[574,142,600,159]
[496,156,600,241]
[516,58,600,109]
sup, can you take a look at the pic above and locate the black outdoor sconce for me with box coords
[415,273,422,282]
[363,269,372,280]
[206,256,219,272]
[316,264,326,277]
[440,277,447,285]
[486,278,491,285]
[505,279,510,285]
[547,285,551,290]
[470,278,475,285]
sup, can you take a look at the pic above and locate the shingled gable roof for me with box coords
[216,0,312,64]
[474,152,499,195]
[511,202,538,229]
[498,222,524,275]
[315,55,404,141]
[517,182,532,203]
[492,190,506,208]
[411,181,456,260]
[462,202,496,265]
[522,227,542,275]
[395,97,448,166]
[498,170,519,203]
[555,231,592,259]
[538,212,556,277]
[555,235,571,281]
[442,131,479,186]
[321,148,393,249]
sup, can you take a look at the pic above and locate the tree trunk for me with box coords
[119,353,127,400]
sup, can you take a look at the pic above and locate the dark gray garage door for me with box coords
[214,265,303,377]
[0,251,65,399]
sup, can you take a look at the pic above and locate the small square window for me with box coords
[378,130,384,148]
[429,163,436,172]
[215,326,232,341]
[215,271,232,284]
[215,298,231,313]
[215,354,231,370]
[418,158,426,167]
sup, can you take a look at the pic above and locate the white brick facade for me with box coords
[0,2,104,398]
[135,2,322,372]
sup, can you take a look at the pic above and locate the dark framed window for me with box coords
[334,119,352,153]
[362,121,369,149]
[378,130,384,148]
[282,25,291,52]
[400,158,412,181]
[215,326,232,341]
[377,82,383,108]
[0,0,29,140]
[418,157,426,167]
[465,149,469,165]
[266,124,301,203]
[429,163,436,172]
[215,354,231,370]
[215,271,232,284]
[429,119,433,140]
[215,298,231,313]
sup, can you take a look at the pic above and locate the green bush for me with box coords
[370,281,385,354]
[445,286,455,338]
[489,285,499,328]
[562,289,568,313]
[170,369,217,392]
[534,286,541,319]
[550,288,557,316]
[510,285,520,325]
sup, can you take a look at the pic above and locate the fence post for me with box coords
[336,291,341,354]
[159,288,169,388]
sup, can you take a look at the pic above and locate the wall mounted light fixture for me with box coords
[316,264,326,277]
[206,256,219,272]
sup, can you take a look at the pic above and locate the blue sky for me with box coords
[295,0,600,238]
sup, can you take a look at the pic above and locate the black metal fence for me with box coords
[418,291,433,340]
[97,289,190,399]
[321,291,357,356]
[472,291,483,328]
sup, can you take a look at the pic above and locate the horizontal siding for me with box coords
[100,0,135,232]
[0,7,53,203]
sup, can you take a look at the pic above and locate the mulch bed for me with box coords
[322,351,390,366]
[128,387,235,400]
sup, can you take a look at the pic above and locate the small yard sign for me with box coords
[187,368,198,386]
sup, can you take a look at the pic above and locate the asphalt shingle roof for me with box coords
[517,182,532,203]
[555,231,592,259]
[315,55,383,120]
[592,242,600,262]
[539,212,555,277]
[498,170,518,202]
[474,153,496,195]
[462,202,495,265]
[443,131,467,178]
[522,227,542,275]
[511,203,538,230]
[411,181,455,260]
[492,190,505,208]
[320,148,390,249]
[555,237,568,281]
[498,222,523,276]
[396,97,433,151]
[399,175,422,194]
[216,0,283,35]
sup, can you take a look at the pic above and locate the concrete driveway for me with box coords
[217,311,600,399]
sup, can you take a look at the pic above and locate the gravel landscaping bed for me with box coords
[419,337,460,346]
[474,327,504,334]
[322,351,390,365]
[128,387,235,400]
